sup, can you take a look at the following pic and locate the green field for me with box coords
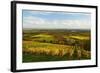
[22,29,91,63]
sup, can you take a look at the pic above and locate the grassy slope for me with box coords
[23,52,90,63]
[23,41,90,62]
[22,30,91,63]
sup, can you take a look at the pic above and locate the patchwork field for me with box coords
[22,29,91,63]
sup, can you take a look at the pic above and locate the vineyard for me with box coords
[22,29,91,62]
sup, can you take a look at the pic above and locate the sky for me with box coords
[22,10,91,29]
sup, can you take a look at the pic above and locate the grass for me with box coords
[32,34,53,38]
[23,41,90,62]
[70,35,90,40]
[22,30,91,63]
[23,41,73,57]
[23,53,70,62]
[23,51,90,63]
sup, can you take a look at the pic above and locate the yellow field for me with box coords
[23,41,90,58]
[70,36,90,40]
[32,34,53,38]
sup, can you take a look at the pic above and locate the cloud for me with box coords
[23,16,91,29]
[23,10,54,16]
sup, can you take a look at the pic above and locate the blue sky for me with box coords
[23,10,91,29]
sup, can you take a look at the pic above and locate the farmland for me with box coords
[22,29,91,63]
